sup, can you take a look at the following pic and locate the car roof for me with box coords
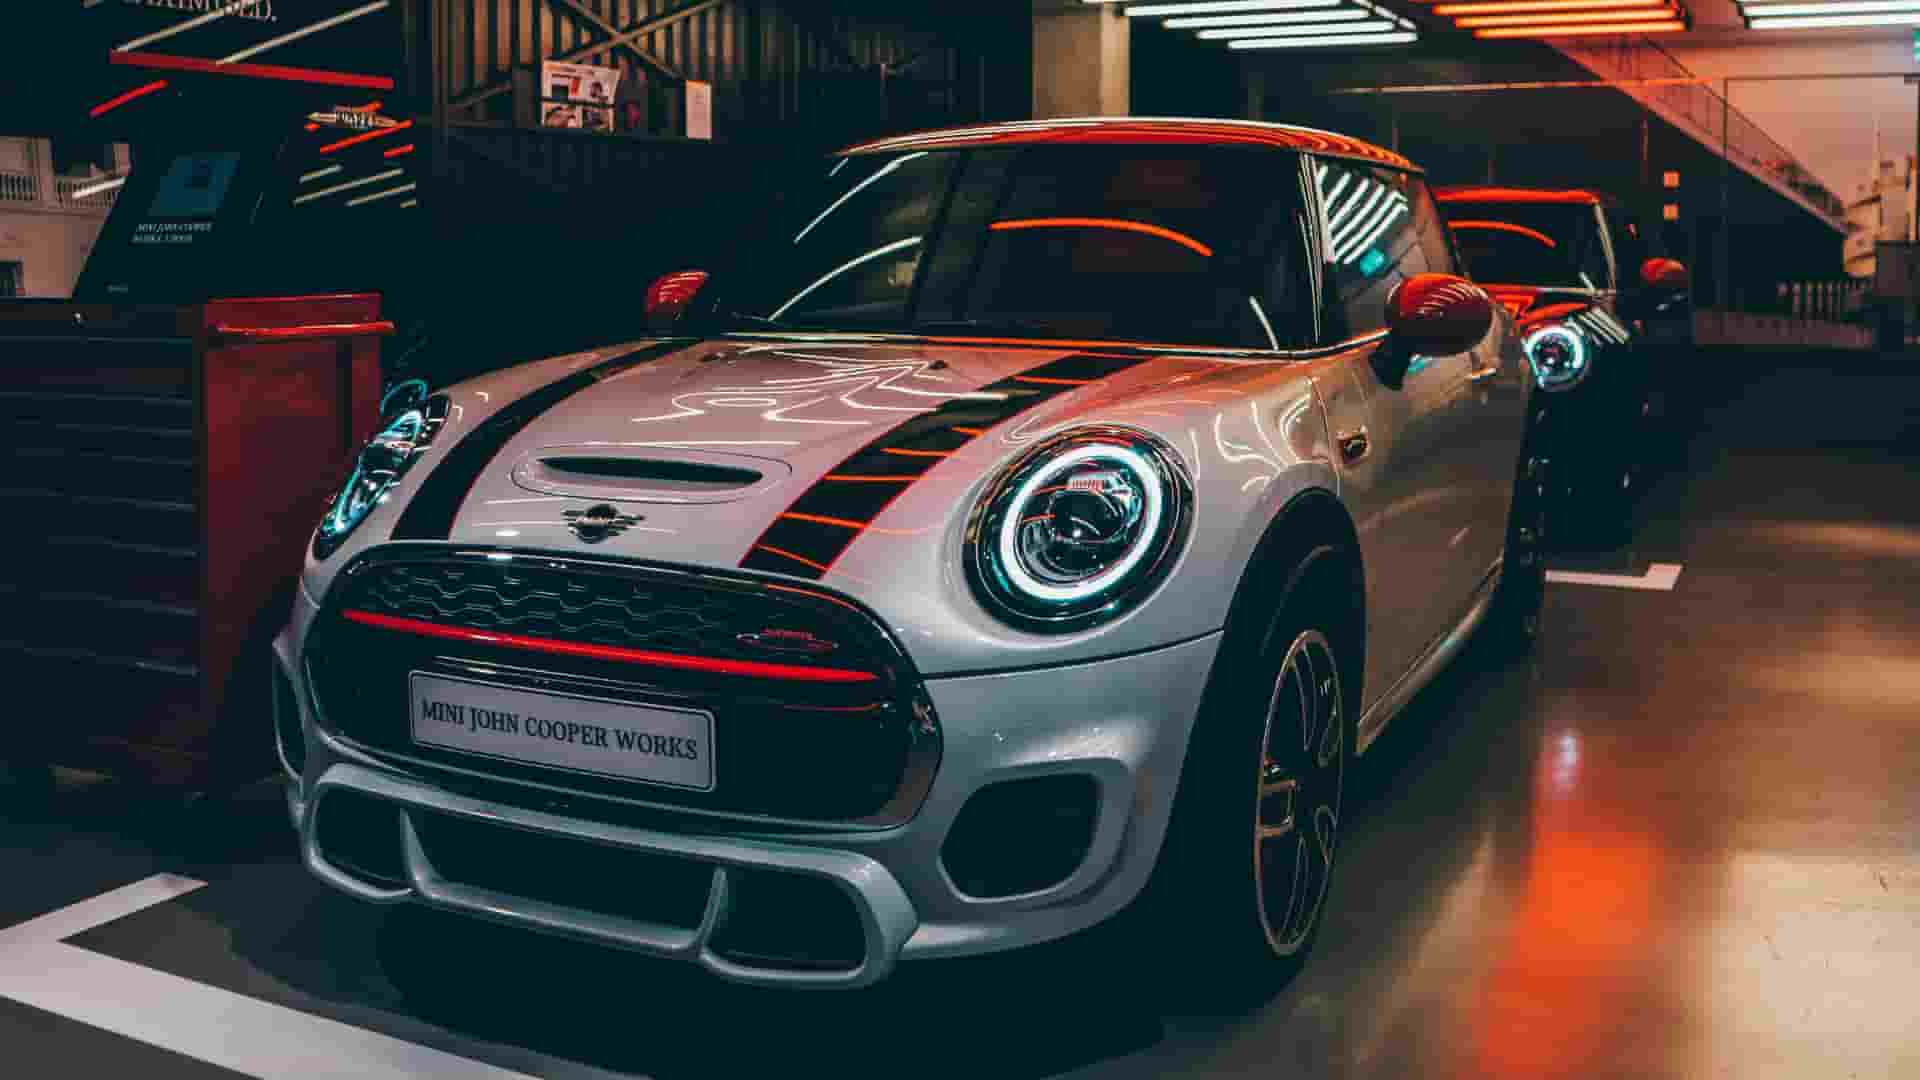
[1433,185,1615,207]
[841,117,1418,173]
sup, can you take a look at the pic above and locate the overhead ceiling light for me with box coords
[1472,17,1685,33]
[1125,0,1342,14]
[1435,0,1675,12]
[1228,29,1419,44]
[1166,8,1373,24]
[1456,6,1677,25]
[1747,10,1920,24]
[1200,17,1402,34]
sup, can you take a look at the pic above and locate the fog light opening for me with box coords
[313,790,408,889]
[708,869,867,973]
[942,774,1099,900]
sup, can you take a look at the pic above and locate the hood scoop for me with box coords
[511,445,793,505]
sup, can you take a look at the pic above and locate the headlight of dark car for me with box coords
[965,427,1192,633]
[312,395,450,560]
[1522,323,1591,392]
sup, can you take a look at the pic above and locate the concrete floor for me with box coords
[2,351,1917,1079]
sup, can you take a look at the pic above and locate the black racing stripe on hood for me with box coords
[390,341,685,541]
[740,351,1152,581]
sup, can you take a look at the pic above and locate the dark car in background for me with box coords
[1436,186,1691,546]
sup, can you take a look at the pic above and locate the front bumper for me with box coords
[275,585,1220,987]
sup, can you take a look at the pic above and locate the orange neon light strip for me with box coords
[383,143,416,158]
[989,217,1215,258]
[319,118,413,154]
[90,80,168,118]
[880,447,951,458]
[951,426,988,436]
[1448,221,1559,247]
[1475,18,1684,34]
[1435,0,1669,12]
[1458,7,1675,25]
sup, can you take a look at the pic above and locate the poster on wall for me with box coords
[542,61,622,132]
[686,80,713,140]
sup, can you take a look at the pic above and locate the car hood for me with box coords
[320,334,1336,673]
[438,337,1165,561]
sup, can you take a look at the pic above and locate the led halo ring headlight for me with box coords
[966,427,1193,632]
[312,394,450,560]
[1522,323,1590,392]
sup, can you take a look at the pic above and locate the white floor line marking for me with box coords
[0,878,535,1079]
[0,944,536,1079]
[1545,562,1684,591]
[0,873,204,947]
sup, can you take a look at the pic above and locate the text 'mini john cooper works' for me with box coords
[4,4,1919,1078]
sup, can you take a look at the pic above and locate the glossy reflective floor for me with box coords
[3,351,1918,1079]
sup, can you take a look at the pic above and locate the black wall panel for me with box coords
[427,0,1030,152]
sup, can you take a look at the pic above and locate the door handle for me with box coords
[1336,427,1370,464]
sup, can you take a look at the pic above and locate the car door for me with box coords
[1309,158,1491,701]
[1413,178,1528,589]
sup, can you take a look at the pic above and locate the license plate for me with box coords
[409,672,715,791]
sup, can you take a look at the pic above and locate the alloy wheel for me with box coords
[1253,628,1345,956]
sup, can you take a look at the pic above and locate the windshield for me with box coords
[1442,202,1608,291]
[715,145,1313,349]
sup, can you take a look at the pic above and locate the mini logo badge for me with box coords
[736,628,840,656]
[562,504,642,543]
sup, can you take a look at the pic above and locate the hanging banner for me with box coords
[542,60,622,132]
[686,79,713,141]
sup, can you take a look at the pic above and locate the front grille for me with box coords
[344,554,888,675]
[307,547,939,827]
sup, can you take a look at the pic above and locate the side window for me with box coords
[1577,208,1612,290]
[1409,180,1458,276]
[1605,207,1648,288]
[1315,160,1427,338]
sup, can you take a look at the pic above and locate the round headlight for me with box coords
[1523,324,1590,392]
[966,428,1191,632]
[312,396,448,560]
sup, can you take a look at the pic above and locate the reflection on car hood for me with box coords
[441,337,1176,569]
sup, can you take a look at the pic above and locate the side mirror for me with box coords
[1386,273,1495,356]
[646,270,710,333]
[1640,257,1689,291]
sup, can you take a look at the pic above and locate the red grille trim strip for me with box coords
[340,609,879,684]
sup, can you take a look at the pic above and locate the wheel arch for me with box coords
[1223,487,1367,704]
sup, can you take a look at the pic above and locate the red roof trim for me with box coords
[841,119,1416,172]
[1435,185,1604,205]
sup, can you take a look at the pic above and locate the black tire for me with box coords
[1485,450,1548,656]
[1113,545,1360,1009]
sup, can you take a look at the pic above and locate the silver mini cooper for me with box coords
[275,118,1545,991]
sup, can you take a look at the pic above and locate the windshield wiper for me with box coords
[722,311,792,330]
[910,318,1066,338]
